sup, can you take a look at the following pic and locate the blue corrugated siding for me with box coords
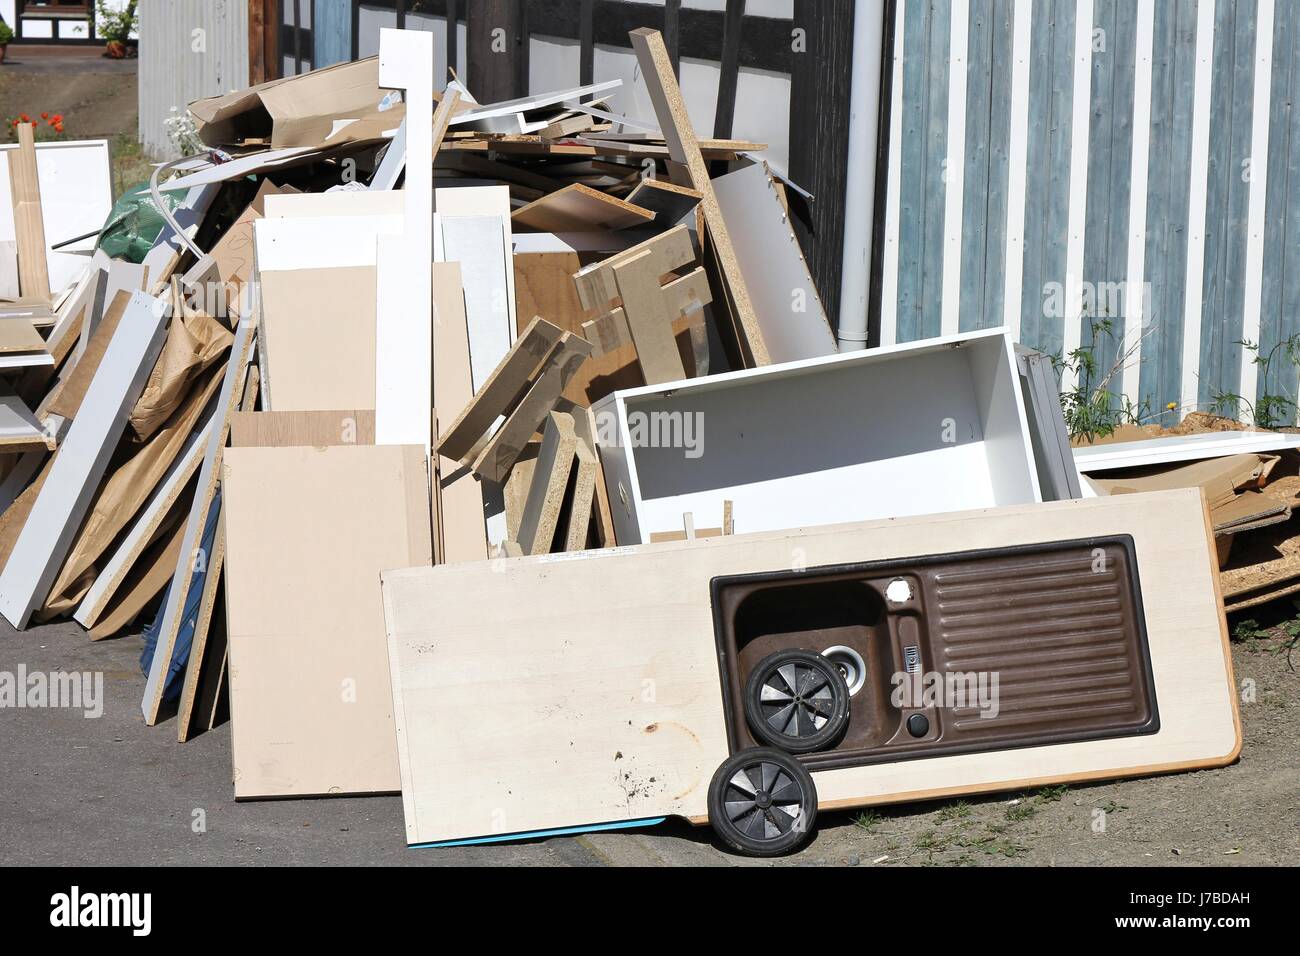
[1082,0,1137,380]
[896,0,950,343]
[882,0,1300,424]
[1019,0,1077,359]
[1258,4,1300,411]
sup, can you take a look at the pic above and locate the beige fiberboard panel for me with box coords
[223,444,432,798]
[382,490,1239,844]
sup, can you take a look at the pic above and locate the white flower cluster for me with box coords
[163,106,205,157]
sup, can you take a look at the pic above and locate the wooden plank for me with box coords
[579,0,595,86]
[470,333,592,483]
[432,261,490,564]
[566,401,616,548]
[0,317,46,354]
[0,292,168,629]
[572,224,695,311]
[381,489,1237,845]
[511,183,657,233]
[7,124,51,303]
[630,27,769,366]
[580,270,710,356]
[612,249,687,384]
[436,316,566,463]
[516,411,578,555]
[176,519,226,742]
[141,317,257,724]
[223,444,432,798]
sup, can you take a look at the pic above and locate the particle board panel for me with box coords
[611,249,686,384]
[625,178,702,226]
[264,191,406,218]
[0,317,47,354]
[223,444,432,799]
[511,183,657,233]
[629,28,769,367]
[381,489,1238,845]
[516,411,578,555]
[0,394,51,453]
[0,291,169,629]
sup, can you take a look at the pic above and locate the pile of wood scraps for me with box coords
[0,24,1249,860]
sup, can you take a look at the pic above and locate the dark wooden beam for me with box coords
[446,0,458,77]
[249,0,280,84]
[788,0,856,333]
[865,0,897,349]
[663,0,681,77]
[712,0,745,139]
[579,0,595,86]
[468,0,528,101]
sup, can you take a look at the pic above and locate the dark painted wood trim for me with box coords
[788,0,855,333]
[579,0,594,86]
[865,0,896,349]
[712,0,745,138]
[663,0,680,76]
[468,0,528,102]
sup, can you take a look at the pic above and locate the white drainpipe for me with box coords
[837,0,888,351]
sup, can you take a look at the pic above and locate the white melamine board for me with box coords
[711,162,836,363]
[375,27,434,453]
[0,140,112,293]
[0,395,45,444]
[438,215,514,392]
[0,291,168,629]
[0,353,55,370]
[158,147,324,193]
[434,185,516,329]
[1073,430,1300,472]
[511,232,633,255]
[594,329,1040,544]
[265,190,405,218]
[381,489,1237,844]
[252,214,405,271]
[450,79,622,131]
[0,239,17,300]
[73,401,217,628]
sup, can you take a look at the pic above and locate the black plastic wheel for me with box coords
[743,648,850,753]
[708,747,818,857]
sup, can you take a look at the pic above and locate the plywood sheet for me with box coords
[511,183,656,233]
[224,444,432,799]
[382,489,1237,845]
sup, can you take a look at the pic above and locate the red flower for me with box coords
[53,124,64,134]
[40,113,48,120]
[19,114,30,123]
[52,114,63,123]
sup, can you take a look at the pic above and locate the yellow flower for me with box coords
[1166,402,1177,411]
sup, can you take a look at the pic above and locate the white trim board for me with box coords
[434,185,517,332]
[376,26,434,453]
[1073,430,1300,472]
[264,190,405,218]
[0,291,169,629]
[252,214,405,271]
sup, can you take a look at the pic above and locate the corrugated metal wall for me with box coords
[880,0,1298,425]
[138,0,249,159]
